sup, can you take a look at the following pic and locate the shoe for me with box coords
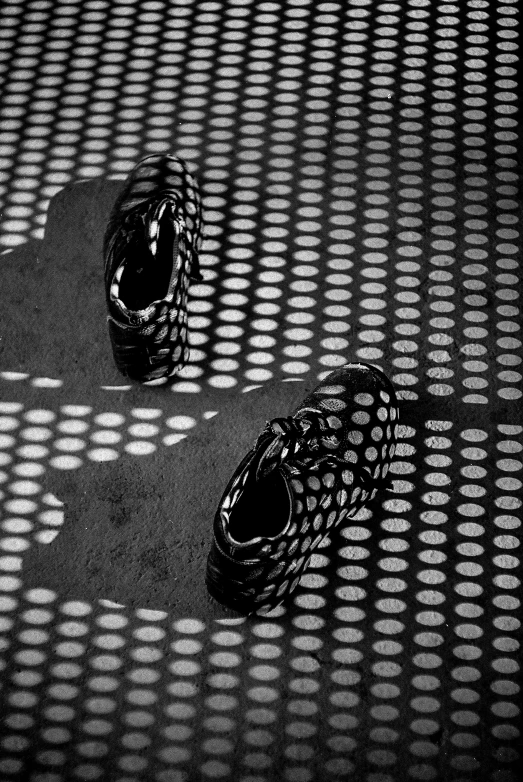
[103,154,203,383]
[206,362,399,615]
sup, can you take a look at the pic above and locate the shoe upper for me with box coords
[103,154,203,382]
[207,363,399,613]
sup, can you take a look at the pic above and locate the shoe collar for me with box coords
[108,198,186,320]
[217,409,373,553]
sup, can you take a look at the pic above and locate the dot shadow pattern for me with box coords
[0,0,522,781]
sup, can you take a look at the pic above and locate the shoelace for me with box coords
[256,409,373,488]
[269,409,340,454]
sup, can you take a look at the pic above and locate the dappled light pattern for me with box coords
[1,0,521,781]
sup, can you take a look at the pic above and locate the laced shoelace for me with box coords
[256,409,374,488]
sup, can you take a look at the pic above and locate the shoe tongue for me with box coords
[255,431,287,482]
[146,198,172,257]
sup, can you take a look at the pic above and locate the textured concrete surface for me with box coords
[0,1,522,781]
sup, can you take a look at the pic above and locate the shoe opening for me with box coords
[118,207,178,311]
[227,468,292,544]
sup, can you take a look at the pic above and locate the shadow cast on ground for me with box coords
[19,378,319,621]
[2,177,496,625]
[0,177,124,389]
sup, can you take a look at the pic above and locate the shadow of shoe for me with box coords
[0,177,124,388]
[20,378,314,620]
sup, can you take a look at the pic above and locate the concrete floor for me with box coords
[0,1,521,780]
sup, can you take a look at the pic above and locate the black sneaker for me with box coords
[103,154,203,384]
[206,363,399,614]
